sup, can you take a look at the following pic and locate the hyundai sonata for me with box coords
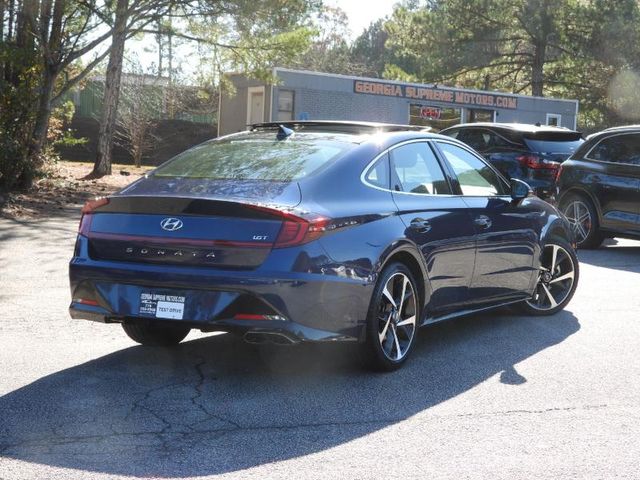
[69,121,579,371]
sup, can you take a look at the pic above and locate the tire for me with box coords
[516,237,579,316]
[360,262,420,372]
[122,321,190,346]
[559,193,604,249]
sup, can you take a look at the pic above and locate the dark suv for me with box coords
[441,123,584,200]
[557,125,640,248]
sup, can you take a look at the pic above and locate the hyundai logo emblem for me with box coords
[160,217,184,232]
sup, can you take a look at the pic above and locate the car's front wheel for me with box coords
[517,238,579,316]
[361,263,420,371]
[122,321,190,346]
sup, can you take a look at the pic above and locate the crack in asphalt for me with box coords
[454,403,610,418]
[187,354,242,431]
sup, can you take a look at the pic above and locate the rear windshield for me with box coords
[153,132,355,181]
[524,138,584,155]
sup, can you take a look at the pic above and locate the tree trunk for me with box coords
[16,0,37,49]
[530,0,552,98]
[25,0,65,176]
[1,0,5,41]
[29,67,57,155]
[7,0,15,40]
[22,67,57,188]
[92,0,129,178]
[156,19,163,77]
[0,0,5,81]
[531,39,545,97]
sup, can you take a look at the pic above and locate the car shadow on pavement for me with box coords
[0,310,579,477]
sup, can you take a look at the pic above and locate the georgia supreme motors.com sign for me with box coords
[353,80,518,110]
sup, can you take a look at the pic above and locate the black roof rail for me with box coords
[250,120,432,134]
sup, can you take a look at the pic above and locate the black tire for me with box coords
[122,321,190,346]
[559,193,604,249]
[360,262,420,372]
[516,236,579,316]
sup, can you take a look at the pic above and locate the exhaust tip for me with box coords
[243,332,297,345]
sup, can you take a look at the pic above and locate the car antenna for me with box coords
[276,124,295,140]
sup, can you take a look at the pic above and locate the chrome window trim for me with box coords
[360,138,510,198]
[583,131,640,167]
[360,139,457,197]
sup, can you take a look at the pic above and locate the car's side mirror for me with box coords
[510,178,532,201]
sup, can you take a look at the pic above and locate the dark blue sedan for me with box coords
[69,121,579,371]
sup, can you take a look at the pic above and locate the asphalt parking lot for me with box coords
[1,210,640,480]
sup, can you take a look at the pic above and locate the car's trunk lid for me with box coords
[84,193,298,269]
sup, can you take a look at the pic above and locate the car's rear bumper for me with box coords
[68,302,356,344]
[69,243,372,343]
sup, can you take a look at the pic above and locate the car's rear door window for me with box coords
[390,142,452,195]
[153,132,354,181]
[588,133,640,165]
[436,142,508,196]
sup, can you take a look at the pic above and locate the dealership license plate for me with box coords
[139,293,185,320]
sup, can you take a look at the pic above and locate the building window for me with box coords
[409,104,461,130]
[277,90,295,121]
[546,113,561,127]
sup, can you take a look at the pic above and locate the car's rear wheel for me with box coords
[517,238,579,316]
[560,194,604,249]
[122,321,190,346]
[361,263,419,371]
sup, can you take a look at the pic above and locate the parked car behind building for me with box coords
[440,123,584,200]
[557,125,640,248]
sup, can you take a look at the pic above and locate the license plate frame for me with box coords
[139,292,186,320]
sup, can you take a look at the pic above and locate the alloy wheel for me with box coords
[526,244,576,311]
[563,200,591,245]
[377,272,417,361]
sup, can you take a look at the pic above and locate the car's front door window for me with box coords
[436,142,508,196]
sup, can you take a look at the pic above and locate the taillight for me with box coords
[78,197,109,236]
[555,164,563,183]
[74,298,100,306]
[517,155,560,170]
[246,204,333,248]
[275,216,331,248]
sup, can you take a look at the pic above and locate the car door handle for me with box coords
[474,215,492,229]
[409,218,432,233]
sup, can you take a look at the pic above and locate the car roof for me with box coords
[601,124,640,131]
[244,122,463,149]
[250,120,433,135]
[598,125,640,134]
[443,122,580,134]
[218,122,470,157]
[585,125,640,141]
